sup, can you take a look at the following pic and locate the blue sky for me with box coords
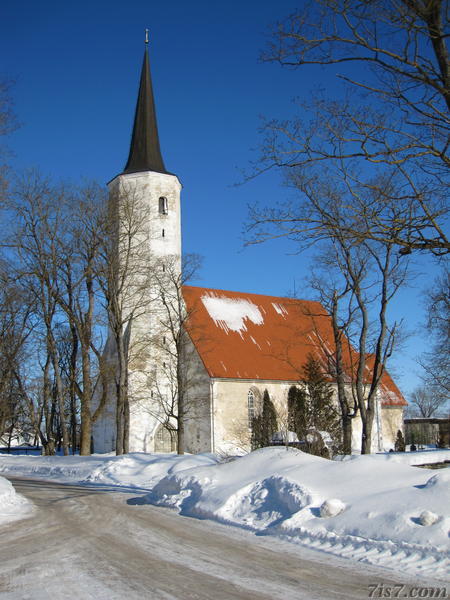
[1,0,440,397]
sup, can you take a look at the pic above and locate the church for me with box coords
[92,45,406,456]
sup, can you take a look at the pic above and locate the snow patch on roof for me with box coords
[201,295,264,334]
[272,302,288,317]
[380,388,402,406]
[250,336,262,349]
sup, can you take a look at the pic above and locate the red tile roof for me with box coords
[182,286,407,407]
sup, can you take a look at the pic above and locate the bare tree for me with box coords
[408,385,448,417]
[273,398,293,451]
[251,172,408,453]
[419,266,450,397]
[1,173,110,455]
[290,354,342,456]
[49,184,108,455]
[305,273,359,454]
[0,266,32,443]
[97,181,155,455]
[0,79,18,203]
[14,366,57,455]
[254,0,449,256]
[312,234,407,453]
[4,174,71,455]
[147,253,203,455]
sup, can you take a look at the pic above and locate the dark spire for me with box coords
[123,46,168,175]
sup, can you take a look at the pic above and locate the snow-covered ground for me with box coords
[1,448,449,581]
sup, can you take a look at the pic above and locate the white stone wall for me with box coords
[91,329,119,453]
[93,170,183,453]
[209,378,403,455]
[380,406,404,450]
[211,379,292,454]
[182,334,213,453]
[112,171,182,260]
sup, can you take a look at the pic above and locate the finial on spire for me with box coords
[145,29,149,45]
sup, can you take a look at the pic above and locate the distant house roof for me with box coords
[182,285,406,407]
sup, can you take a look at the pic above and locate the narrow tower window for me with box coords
[159,196,168,215]
[162,229,165,237]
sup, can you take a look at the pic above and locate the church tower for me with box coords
[94,41,182,453]
[116,41,181,274]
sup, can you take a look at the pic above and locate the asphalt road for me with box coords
[0,477,424,599]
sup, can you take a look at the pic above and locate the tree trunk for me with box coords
[43,439,55,456]
[177,391,185,455]
[42,356,56,455]
[7,425,13,451]
[176,356,185,455]
[123,394,130,454]
[49,343,70,456]
[115,385,124,455]
[115,333,128,455]
[342,415,353,455]
[331,291,355,455]
[177,415,185,455]
[79,270,96,455]
[79,346,92,455]
[361,406,374,454]
[15,370,48,455]
[69,322,78,454]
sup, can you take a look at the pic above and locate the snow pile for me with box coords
[336,448,450,467]
[201,294,263,334]
[319,498,346,518]
[1,448,449,579]
[0,453,109,483]
[0,452,218,487]
[419,510,439,526]
[84,452,218,487]
[147,448,450,579]
[0,475,32,525]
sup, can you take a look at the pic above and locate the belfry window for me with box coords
[159,196,168,215]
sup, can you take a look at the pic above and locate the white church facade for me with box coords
[92,46,406,456]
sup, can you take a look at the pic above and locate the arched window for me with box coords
[248,390,255,429]
[159,196,168,215]
[154,423,177,453]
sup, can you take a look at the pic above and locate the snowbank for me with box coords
[0,453,111,483]
[84,452,219,487]
[0,475,32,525]
[0,452,219,487]
[147,448,450,580]
[0,448,448,580]
[336,448,450,466]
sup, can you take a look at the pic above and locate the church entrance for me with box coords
[154,423,177,453]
